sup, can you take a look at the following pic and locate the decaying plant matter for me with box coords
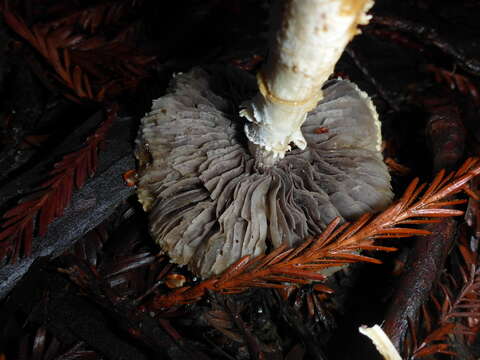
[151,158,480,308]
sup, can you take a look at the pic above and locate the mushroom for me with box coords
[136,0,393,278]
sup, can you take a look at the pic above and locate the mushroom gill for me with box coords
[136,67,393,278]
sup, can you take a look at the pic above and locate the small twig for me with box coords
[383,218,457,350]
[383,94,467,350]
[423,95,466,174]
[372,15,480,76]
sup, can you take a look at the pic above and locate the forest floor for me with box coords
[1,0,480,359]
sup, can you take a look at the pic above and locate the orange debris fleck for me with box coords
[123,169,138,187]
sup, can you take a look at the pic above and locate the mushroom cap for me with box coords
[136,67,393,278]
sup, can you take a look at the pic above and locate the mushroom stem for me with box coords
[359,325,402,360]
[240,0,375,165]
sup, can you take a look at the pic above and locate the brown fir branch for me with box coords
[3,8,92,101]
[150,158,480,309]
[3,3,154,102]
[409,323,457,359]
[0,105,117,263]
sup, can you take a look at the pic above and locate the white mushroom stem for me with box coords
[240,0,375,165]
[359,325,402,360]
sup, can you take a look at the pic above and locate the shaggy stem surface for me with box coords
[241,0,374,165]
